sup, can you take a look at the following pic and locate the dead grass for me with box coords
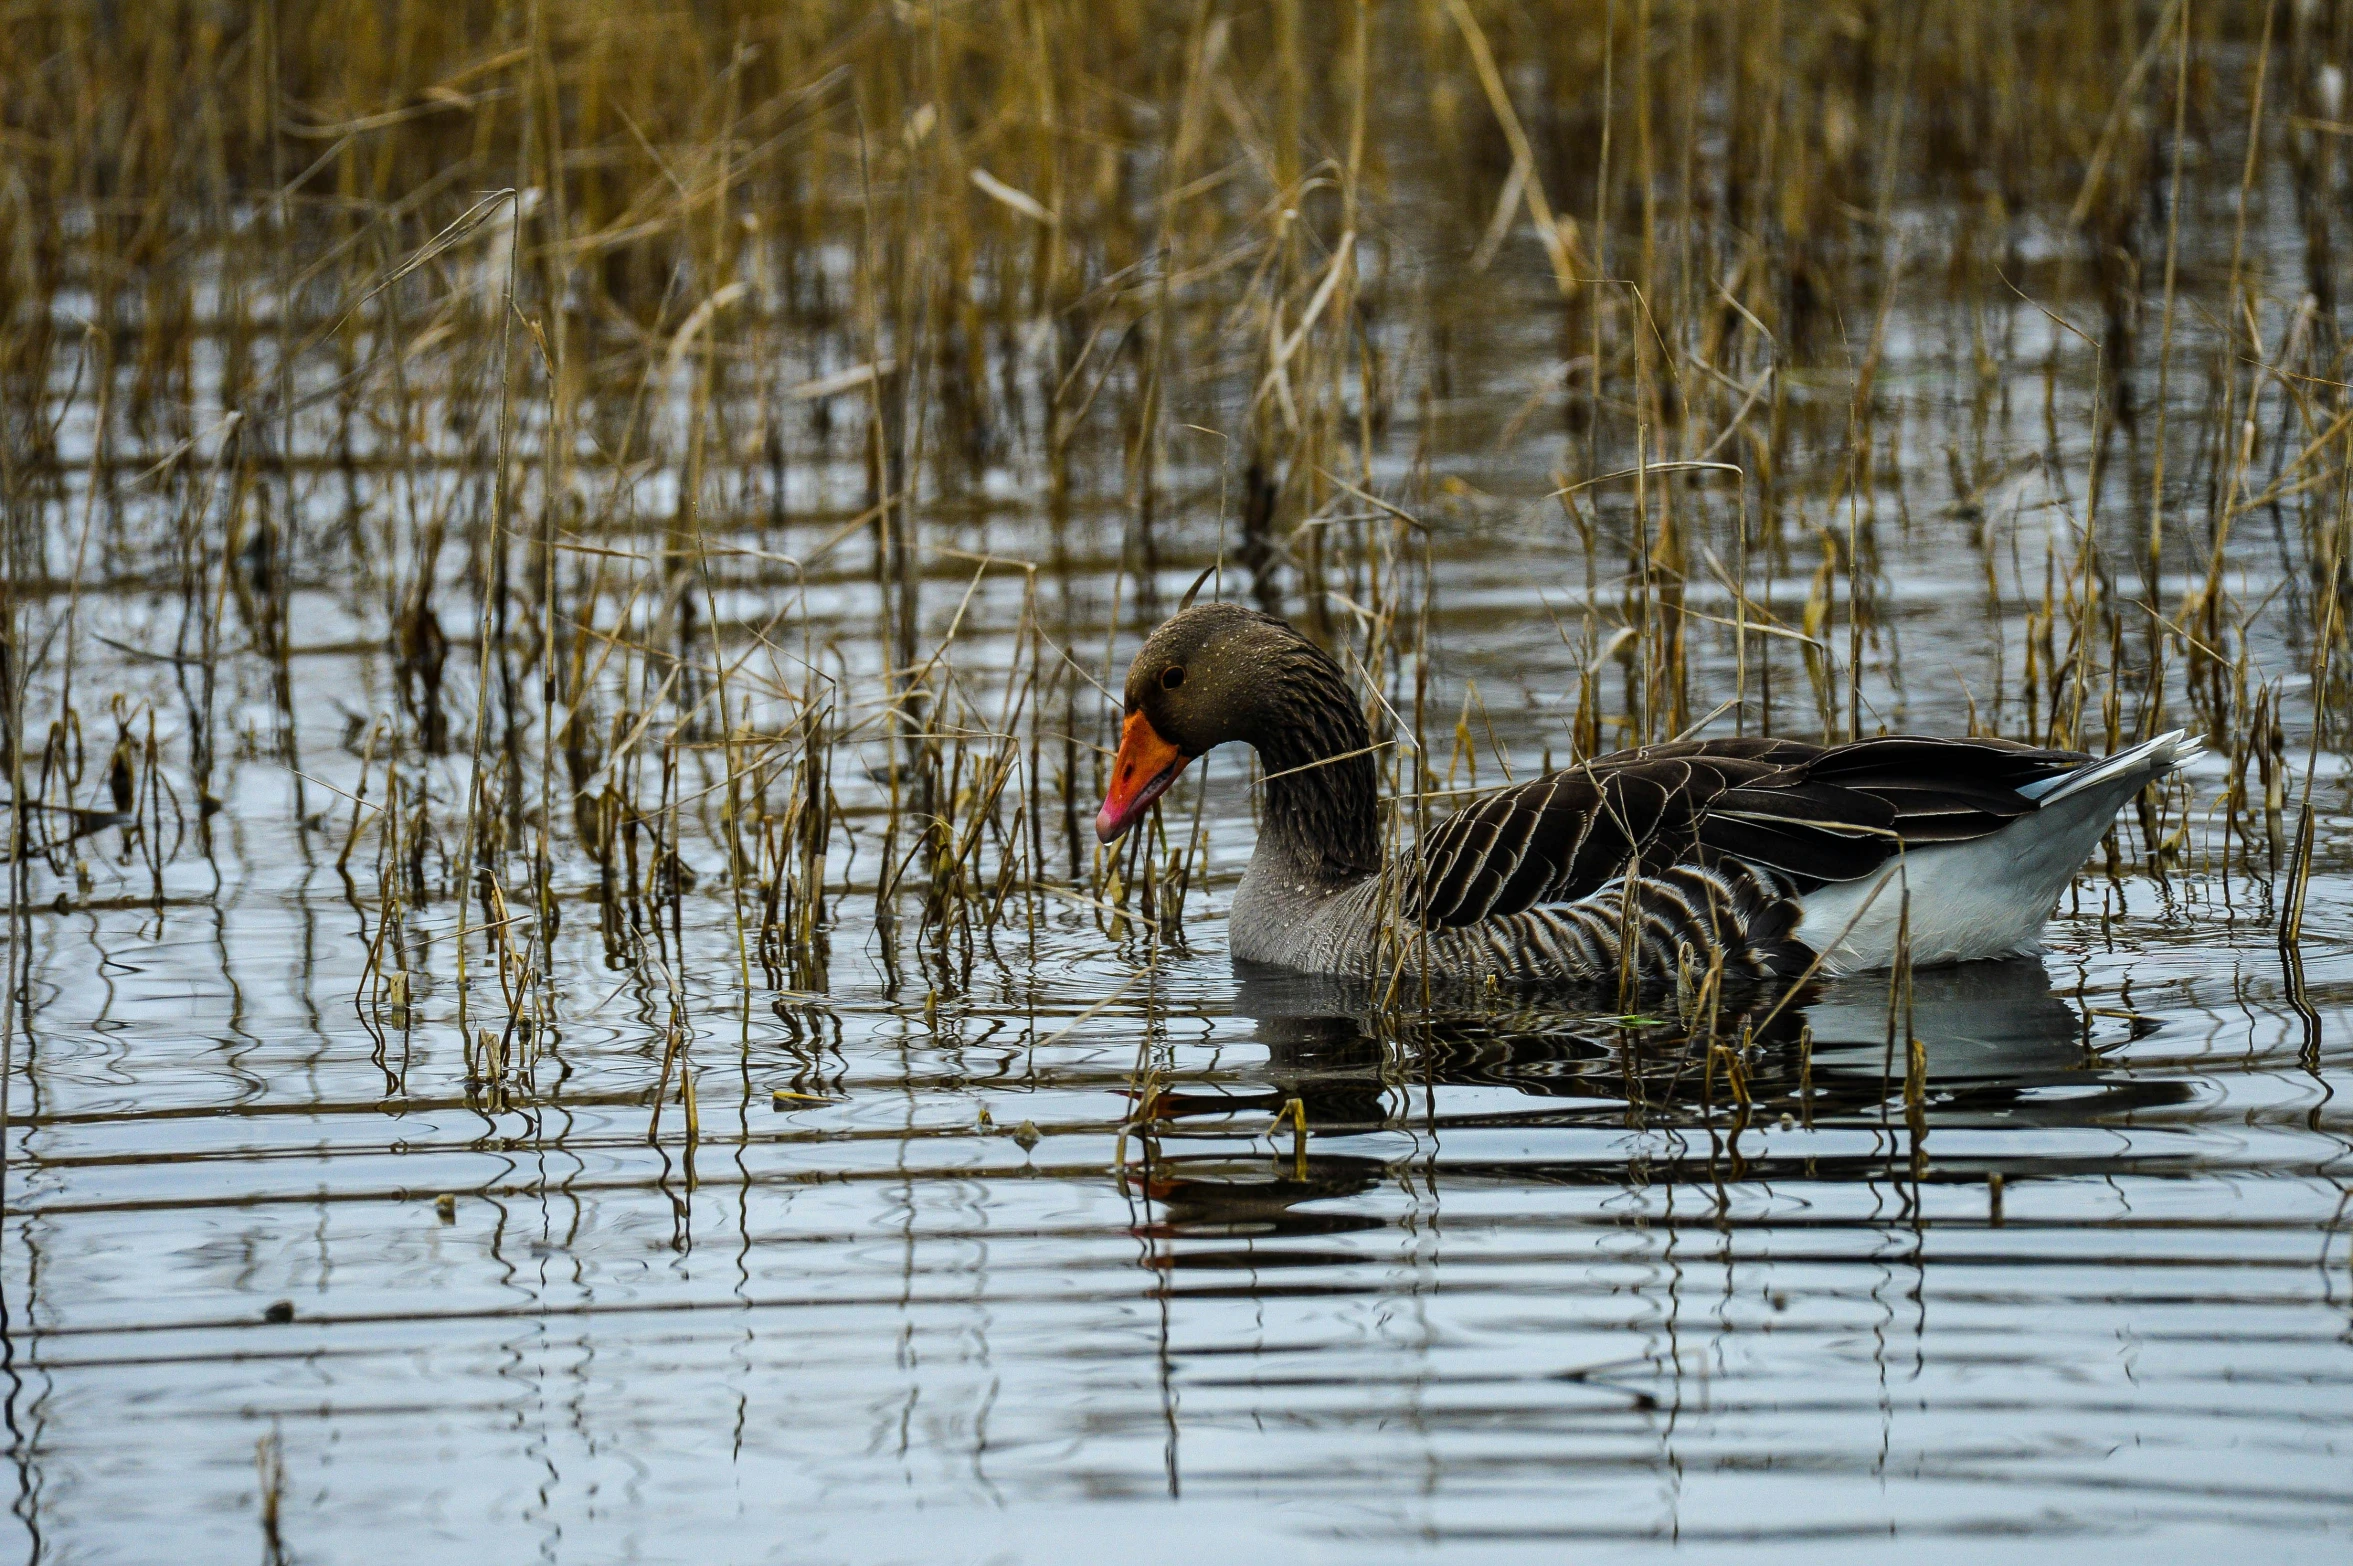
[1,1,2346,1122]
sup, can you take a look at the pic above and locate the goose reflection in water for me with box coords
[1123,957,2195,1250]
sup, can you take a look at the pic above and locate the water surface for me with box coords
[9,121,2353,1566]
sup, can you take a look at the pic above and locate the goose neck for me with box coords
[1253,713,1380,883]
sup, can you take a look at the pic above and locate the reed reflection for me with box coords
[1125,958,2196,1254]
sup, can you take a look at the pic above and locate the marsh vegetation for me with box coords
[2,1,2350,1555]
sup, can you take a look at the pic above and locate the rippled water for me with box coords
[11,228,2353,1566]
[17,714,2353,1560]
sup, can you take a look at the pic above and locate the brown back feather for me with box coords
[1410,734,2087,926]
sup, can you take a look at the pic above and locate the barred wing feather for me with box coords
[1409,735,2089,928]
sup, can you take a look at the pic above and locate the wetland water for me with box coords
[14,371,2352,1560]
[6,7,2353,1561]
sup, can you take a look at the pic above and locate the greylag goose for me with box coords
[1095,604,2192,982]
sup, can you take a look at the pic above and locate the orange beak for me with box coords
[1095,710,1191,843]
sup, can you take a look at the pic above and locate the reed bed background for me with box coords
[2,0,2347,1128]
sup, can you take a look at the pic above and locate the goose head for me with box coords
[1096,604,1343,843]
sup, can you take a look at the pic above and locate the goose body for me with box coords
[1096,605,2193,984]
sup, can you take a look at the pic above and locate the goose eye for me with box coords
[1160,666,1186,691]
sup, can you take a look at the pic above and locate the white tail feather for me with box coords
[2017,728,2198,806]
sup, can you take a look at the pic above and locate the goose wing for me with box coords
[1411,735,2088,927]
[1411,737,1810,925]
[1705,735,2091,886]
